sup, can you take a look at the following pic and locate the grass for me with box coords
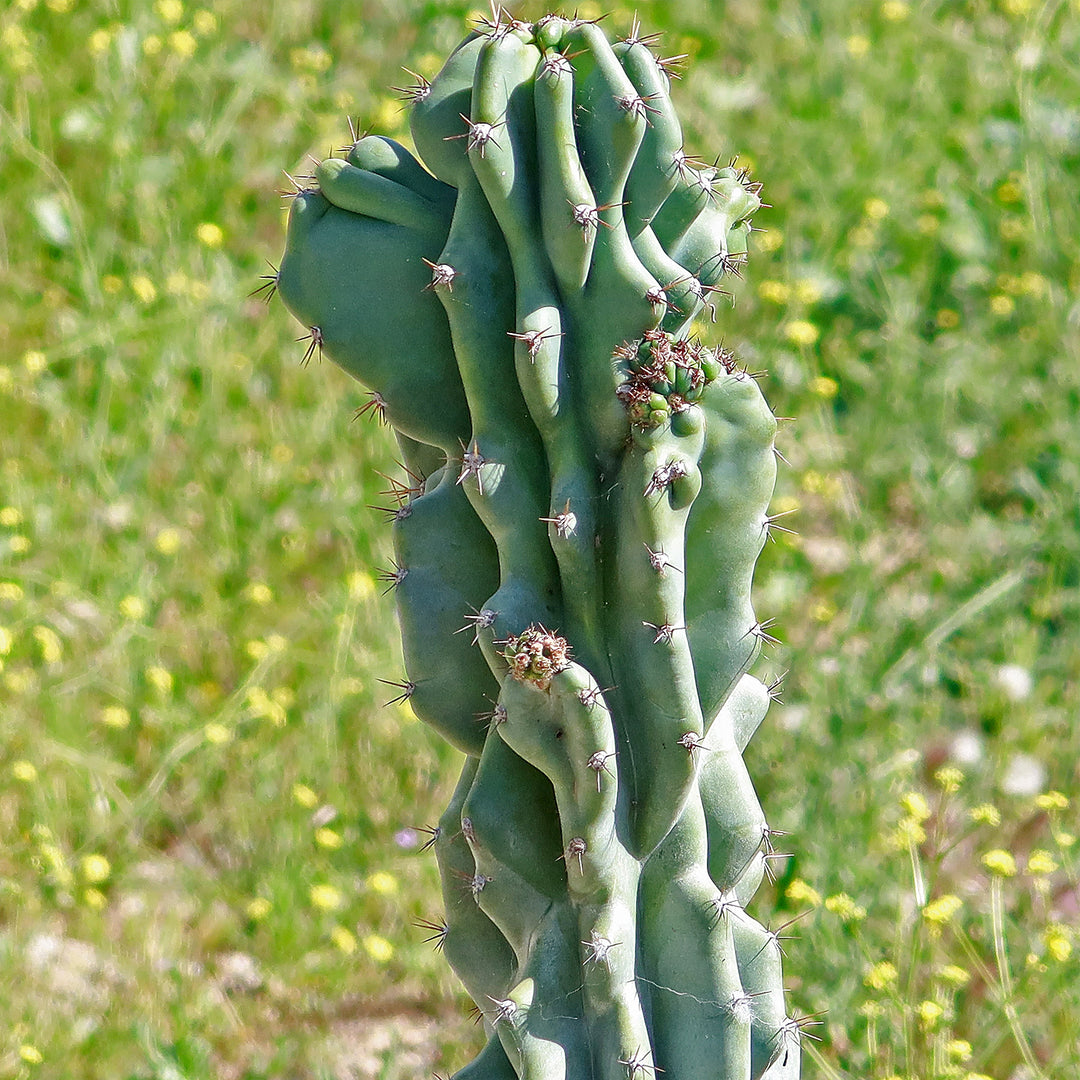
[1,0,1078,1077]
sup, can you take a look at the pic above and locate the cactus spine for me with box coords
[270,9,807,1078]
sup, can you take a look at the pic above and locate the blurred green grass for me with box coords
[1,0,1078,1077]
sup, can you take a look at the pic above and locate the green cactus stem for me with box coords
[268,8,805,1079]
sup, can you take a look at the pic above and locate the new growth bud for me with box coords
[499,626,571,691]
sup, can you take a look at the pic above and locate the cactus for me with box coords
[267,8,811,1078]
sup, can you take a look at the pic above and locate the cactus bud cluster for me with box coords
[615,329,725,430]
[500,626,571,690]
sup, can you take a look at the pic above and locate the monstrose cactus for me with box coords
[265,8,810,1078]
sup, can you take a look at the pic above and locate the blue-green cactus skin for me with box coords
[271,9,805,1079]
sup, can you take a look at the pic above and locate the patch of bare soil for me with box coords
[322,1007,448,1079]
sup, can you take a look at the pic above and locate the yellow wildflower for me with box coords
[32,625,62,665]
[22,349,46,375]
[309,883,344,911]
[366,871,398,896]
[809,376,838,398]
[12,760,38,782]
[1045,926,1072,962]
[969,803,1001,826]
[863,197,889,221]
[982,849,1017,877]
[934,766,964,792]
[245,640,269,661]
[785,878,822,907]
[272,687,295,709]
[168,29,197,57]
[363,933,394,963]
[917,999,944,1030]
[204,722,232,745]
[88,28,112,55]
[246,581,273,605]
[846,35,870,58]
[39,842,73,886]
[331,925,357,954]
[293,783,318,808]
[890,816,927,848]
[246,897,272,920]
[922,894,963,926]
[825,893,866,921]
[154,527,181,555]
[1035,790,1068,811]
[245,686,286,724]
[900,791,931,821]
[80,854,111,883]
[1019,271,1046,297]
[1027,850,1058,876]
[130,273,157,302]
[347,570,376,601]
[145,665,173,694]
[4,668,34,694]
[864,961,898,991]
[154,0,184,22]
[119,594,146,620]
[946,1039,973,1062]
[757,280,790,304]
[3,25,31,66]
[196,222,223,247]
[936,964,971,987]
[784,320,820,347]
[99,704,131,729]
[315,828,343,850]
[757,228,783,252]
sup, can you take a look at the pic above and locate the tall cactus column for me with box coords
[268,8,810,1079]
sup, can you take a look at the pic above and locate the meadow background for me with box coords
[2,0,1079,1077]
